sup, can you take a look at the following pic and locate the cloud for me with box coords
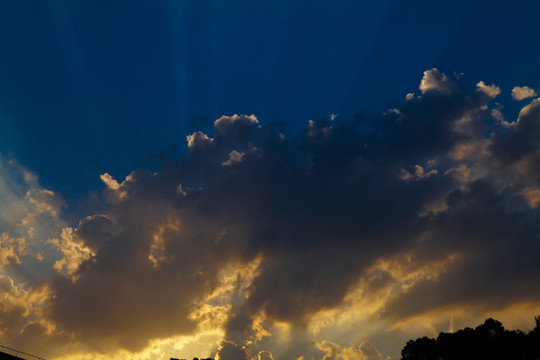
[187,131,213,148]
[378,178,540,321]
[100,173,121,190]
[4,70,540,360]
[48,227,95,279]
[512,86,537,100]
[0,156,70,356]
[476,81,501,98]
[214,114,259,134]
[25,188,65,216]
[489,97,540,181]
[419,68,454,95]
[316,340,384,360]
[258,350,274,360]
[399,165,438,181]
[0,233,34,267]
[444,164,471,183]
[0,156,65,242]
[216,340,250,360]
[45,93,540,358]
[519,187,540,208]
[222,150,245,166]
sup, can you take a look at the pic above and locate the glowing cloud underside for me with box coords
[2,71,540,360]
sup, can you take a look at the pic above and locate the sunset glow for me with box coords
[1,1,540,359]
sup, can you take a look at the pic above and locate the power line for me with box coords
[0,345,46,360]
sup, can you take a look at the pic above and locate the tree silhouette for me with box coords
[401,316,540,360]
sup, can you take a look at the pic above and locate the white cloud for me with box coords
[100,172,132,200]
[214,114,259,130]
[512,86,537,100]
[49,227,94,279]
[100,173,121,190]
[419,68,454,95]
[187,131,213,148]
[476,81,501,98]
[517,97,540,118]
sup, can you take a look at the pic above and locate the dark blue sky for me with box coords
[1,0,540,208]
[4,2,540,359]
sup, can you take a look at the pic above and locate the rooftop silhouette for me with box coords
[0,351,23,360]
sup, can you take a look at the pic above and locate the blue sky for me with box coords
[3,0,540,208]
[2,1,540,360]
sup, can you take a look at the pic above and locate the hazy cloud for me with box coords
[0,233,33,267]
[316,340,384,360]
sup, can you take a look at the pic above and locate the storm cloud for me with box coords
[1,69,540,359]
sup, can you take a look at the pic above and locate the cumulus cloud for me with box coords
[419,68,454,95]
[100,173,121,190]
[214,113,259,132]
[489,97,540,181]
[49,227,95,279]
[4,70,540,360]
[512,86,537,100]
[476,81,501,98]
[187,131,213,148]
[258,350,274,360]
[216,340,250,360]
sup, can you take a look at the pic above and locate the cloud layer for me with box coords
[1,69,540,359]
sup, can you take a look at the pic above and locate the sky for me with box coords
[1,1,540,359]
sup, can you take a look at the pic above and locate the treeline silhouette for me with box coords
[169,317,540,360]
[401,316,540,360]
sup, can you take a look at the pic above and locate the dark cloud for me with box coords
[216,340,251,360]
[380,178,540,319]
[21,69,538,358]
[489,98,540,183]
